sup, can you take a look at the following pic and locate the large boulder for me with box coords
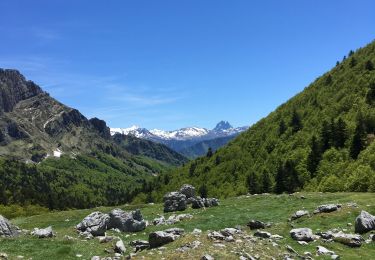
[0,215,19,237]
[313,204,341,214]
[355,210,375,234]
[180,184,196,199]
[76,211,110,236]
[290,228,314,242]
[333,231,363,247]
[108,209,146,232]
[163,192,187,212]
[149,228,184,248]
[31,226,54,238]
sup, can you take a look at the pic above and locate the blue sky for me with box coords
[0,0,374,130]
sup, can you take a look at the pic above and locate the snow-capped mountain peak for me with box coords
[110,121,248,141]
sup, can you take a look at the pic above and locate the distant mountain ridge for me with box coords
[110,121,248,157]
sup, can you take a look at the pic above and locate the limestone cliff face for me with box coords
[0,69,44,112]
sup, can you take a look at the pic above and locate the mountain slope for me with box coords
[153,40,375,199]
[0,69,186,209]
[0,69,185,166]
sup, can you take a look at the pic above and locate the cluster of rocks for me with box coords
[152,213,193,226]
[76,208,146,237]
[288,209,375,251]
[164,184,219,212]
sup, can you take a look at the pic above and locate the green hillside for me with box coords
[153,40,375,200]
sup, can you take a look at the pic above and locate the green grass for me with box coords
[1,193,375,259]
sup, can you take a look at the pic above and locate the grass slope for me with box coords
[0,193,374,259]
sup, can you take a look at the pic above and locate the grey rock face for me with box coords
[180,184,196,198]
[355,210,375,234]
[291,210,309,220]
[247,220,266,230]
[108,208,146,232]
[76,211,110,236]
[163,192,187,212]
[333,231,363,247]
[0,69,44,112]
[31,226,54,238]
[290,228,314,242]
[0,215,19,237]
[313,204,341,214]
[149,228,184,248]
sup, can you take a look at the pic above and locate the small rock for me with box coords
[208,231,226,240]
[130,240,149,252]
[297,241,308,245]
[98,236,113,243]
[313,204,341,214]
[115,239,126,254]
[201,255,214,260]
[0,253,8,260]
[333,231,363,247]
[247,220,266,230]
[254,230,272,238]
[31,226,54,238]
[91,257,100,260]
[316,246,335,256]
[291,210,309,220]
[192,228,202,235]
[290,228,314,242]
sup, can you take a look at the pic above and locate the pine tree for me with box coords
[290,110,302,133]
[320,120,331,152]
[246,171,258,194]
[199,184,208,198]
[333,118,347,148]
[284,160,301,193]
[348,50,354,57]
[365,60,374,71]
[261,171,272,193]
[275,164,286,194]
[350,116,366,159]
[278,119,287,136]
[349,57,357,67]
[325,74,332,85]
[307,135,321,177]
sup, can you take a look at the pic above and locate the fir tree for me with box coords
[275,164,286,194]
[247,171,258,194]
[365,60,374,71]
[290,110,302,133]
[199,184,208,198]
[278,119,287,136]
[320,120,331,152]
[349,57,357,67]
[307,135,321,177]
[333,118,347,148]
[350,116,366,159]
[261,171,272,193]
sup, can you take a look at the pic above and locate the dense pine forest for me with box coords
[144,40,375,201]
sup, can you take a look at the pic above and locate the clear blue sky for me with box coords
[0,0,374,130]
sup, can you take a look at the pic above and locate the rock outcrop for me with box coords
[180,184,196,199]
[108,209,146,232]
[76,212,110,236]
[333,231,363,247]
[163,192,187,212]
